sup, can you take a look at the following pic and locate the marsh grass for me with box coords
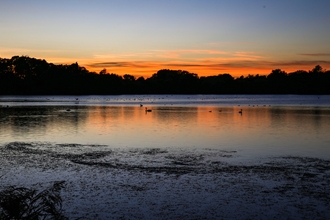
[0,181,67,220]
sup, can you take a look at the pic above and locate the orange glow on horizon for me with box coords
[82,62,329,79]
[2,53,329,79]
[83,65,271,78]
[27,49,330,78]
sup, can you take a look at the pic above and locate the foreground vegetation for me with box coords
[0,181,66,219]
[1,56,330,94]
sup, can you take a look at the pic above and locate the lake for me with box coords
[2,94,330,219]
[1,94,330,160]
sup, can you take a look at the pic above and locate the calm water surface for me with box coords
[1,95,330,160]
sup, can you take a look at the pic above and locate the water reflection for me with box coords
[1,105,330,159]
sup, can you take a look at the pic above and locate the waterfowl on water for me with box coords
[239,109,242,114]
[145,107,152,112]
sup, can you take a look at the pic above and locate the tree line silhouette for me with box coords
[1,56,330,95]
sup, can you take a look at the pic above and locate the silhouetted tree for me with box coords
[0,56,329,94]
[148,69,199,93]
[267,69,288,93]
[99,68,107,75]
[310,65,324,74]
[200,74,234,93]
[123,74,135,82]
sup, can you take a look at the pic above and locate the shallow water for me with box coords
[1,142,330,219]
[1,94,330,160]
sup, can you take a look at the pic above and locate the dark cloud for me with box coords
[86,60,330,73]
[163,63,205,67]
[87,62,152,68]
[298,53,330,57]
[218,60,330,68]
[269,60,330,67]
[88,62,127,67]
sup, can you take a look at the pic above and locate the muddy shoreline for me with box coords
[1,142,330,219]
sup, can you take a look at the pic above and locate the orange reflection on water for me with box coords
[1,105,330,159]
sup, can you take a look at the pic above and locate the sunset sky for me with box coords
[1,0,330,78]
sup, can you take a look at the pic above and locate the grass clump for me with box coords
[0,181,67,220]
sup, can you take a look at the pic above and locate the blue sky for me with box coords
[1,0,329,77]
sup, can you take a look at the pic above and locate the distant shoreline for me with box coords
[1,56,330,95]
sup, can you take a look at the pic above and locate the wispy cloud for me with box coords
[206,41,256,46]
[160,49,228,54]
[0,47,81,65]
[93,53,155,60]
[0,47,63,56]
[89,61,157,69]
[212,60,330,69]
[92,50,263,65]
[266,60,330,67]
[93,49,229,61]
[233,52,263,59]
[298,53,330,57]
